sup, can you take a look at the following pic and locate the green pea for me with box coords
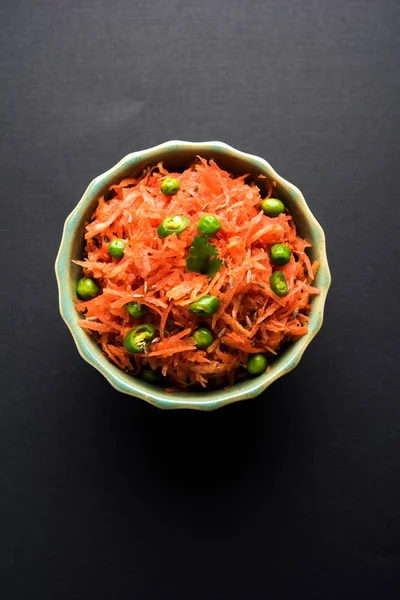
[141,366,164,384]
[161,177,180,196]
[270,243,291,266]
[270,271,288,296]
[157,215,190,238]
[124,324,157,354]
[261,198,285,217]
[126,301,147,318]
[193,326,214,349]
[76,277,100,300]
[197,214,221,237]
[188,295,220,318]
[108,238,125,259]
[246,353,268,375]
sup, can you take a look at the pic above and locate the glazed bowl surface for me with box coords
[55,141,331,410]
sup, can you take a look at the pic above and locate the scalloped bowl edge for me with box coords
[55,141,331,410]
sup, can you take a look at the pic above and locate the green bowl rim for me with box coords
[55,140,331,410]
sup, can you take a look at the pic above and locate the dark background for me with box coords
[1,0,400,598]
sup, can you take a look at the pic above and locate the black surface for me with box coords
[1,1,400,598]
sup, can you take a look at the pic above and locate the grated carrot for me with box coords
[74,158,320,389]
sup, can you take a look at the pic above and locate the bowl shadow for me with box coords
[91,382,298,535]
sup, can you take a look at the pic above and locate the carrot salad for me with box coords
[74,158,319,390]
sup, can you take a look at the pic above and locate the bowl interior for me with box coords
[57,142,330,410]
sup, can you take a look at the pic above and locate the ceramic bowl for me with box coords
[55,141,331,410]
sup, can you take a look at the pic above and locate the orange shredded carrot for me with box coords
[74,158,320,389]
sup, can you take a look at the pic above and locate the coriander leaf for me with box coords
[186,235,223,277]
[207,255,224,277]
